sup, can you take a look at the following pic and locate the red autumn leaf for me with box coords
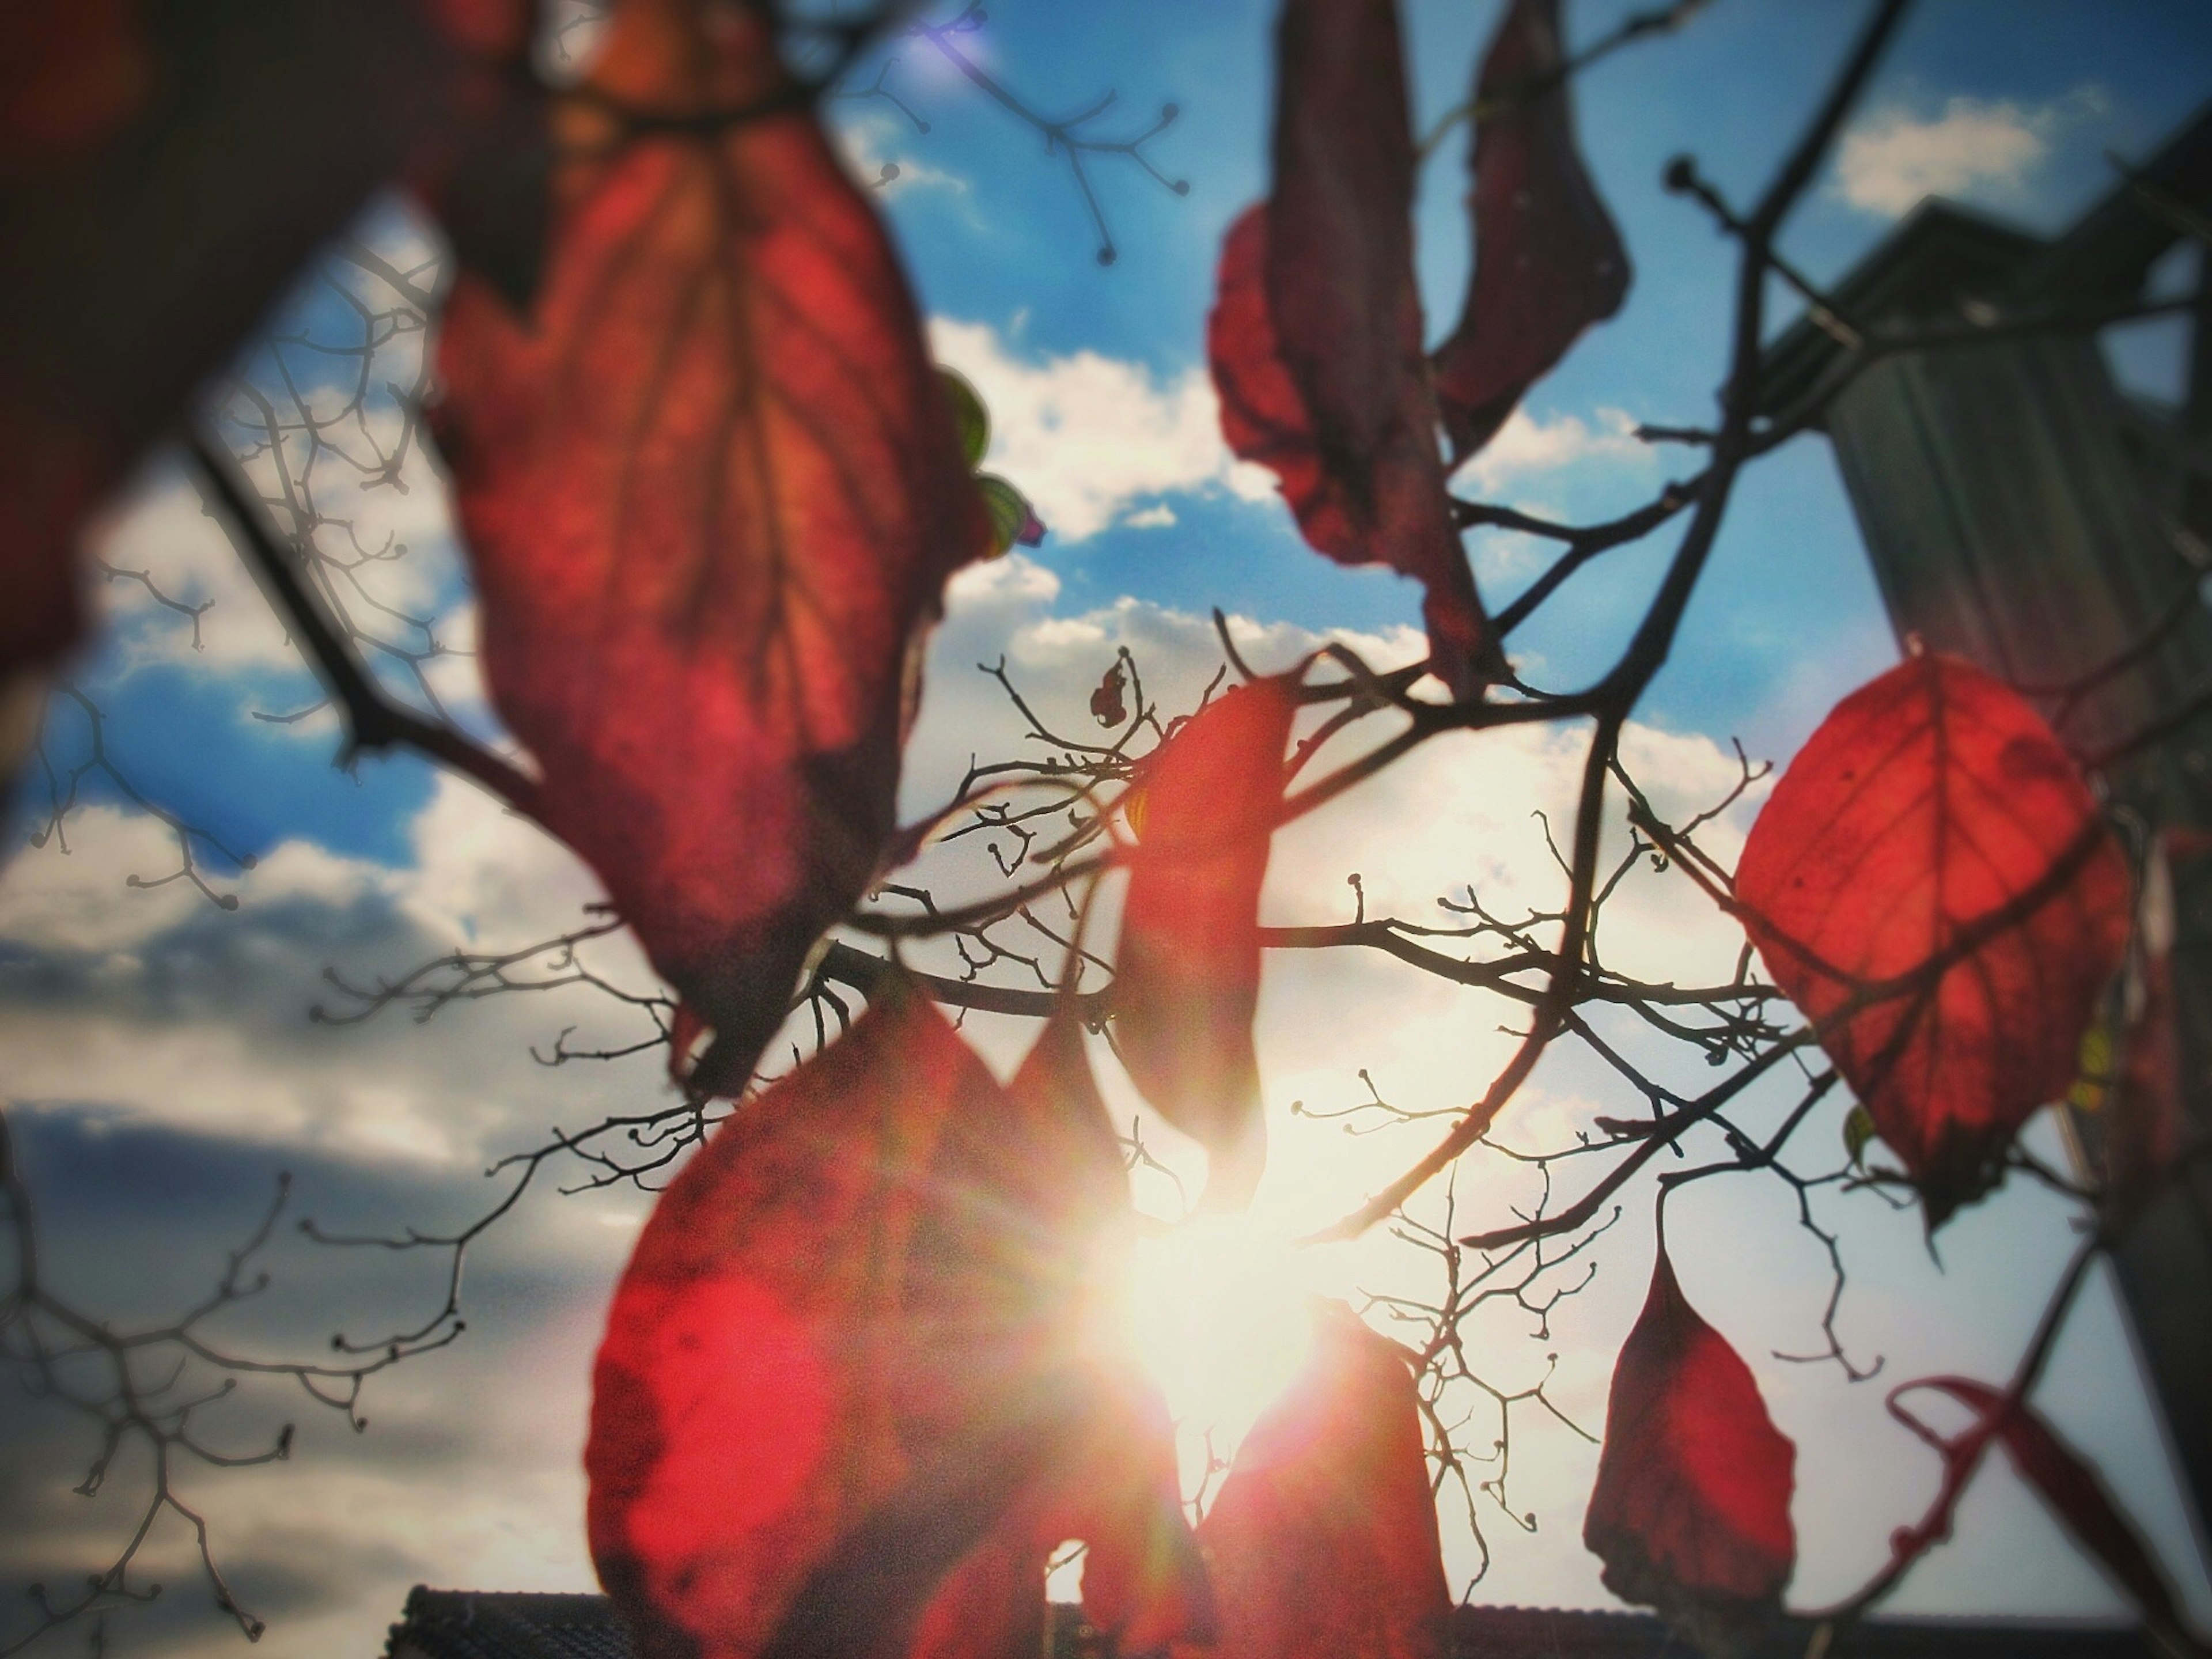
[0,1,151,164]
[433,0,990,1096]
[1206,0,1498,700]
[1429,0,1631,463]
[1113,679,1299,1210]
[0,1,488,704]
[1584,1243,1796,1656]
[588,983,1206,1659]
[1912,1378,2205,1654]
[1734,654,2132,1228]
[1195,1302,1453,1659]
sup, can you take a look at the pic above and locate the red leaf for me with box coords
[1583,1243,1796,1656]
[1734,654,2132,1227]
[1916,1379,2204,1653]
[1206,0,1497,699]
[1430,0,1631,463]
[588,985,1205,1659]
[433,0,990,1094]
[0,0,151,163]
[1114,680,1298,1210]
[1195,1304,1453,1659]
[0,1,481,699]
[417,0,534,58]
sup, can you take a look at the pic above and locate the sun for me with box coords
[1117,1211,1317,1482]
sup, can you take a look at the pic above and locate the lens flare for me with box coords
[1120,1213,1315,1484]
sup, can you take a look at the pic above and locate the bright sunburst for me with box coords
[1119,1212,1317,1489]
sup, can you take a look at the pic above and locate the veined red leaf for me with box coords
[588,986,1204,1659]
[1913,1378,2206,1655]
[1195,1303,1452,1659]
[1114,680,1298,1210]
[1430,0,1630,463]
[1734,654,2131,1228]
[1584,1244,1795,1657]
[1206,0,1497,699]
[433,0,991,1096]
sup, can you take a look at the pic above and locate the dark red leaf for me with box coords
[1734,654,2132,1227]
[1206,0,1498,699]
[588,984,1205,1659]
[1916,1379,2204,1653]
[1196,1303,1452,1659]
[417,0,534,58]
[0,0,479,696]
[0,1,150,162]
[1114,680,1299,1210]
[1430,0,1631,462]
[433,0,991,1095]
[1584,1244,1796,1657]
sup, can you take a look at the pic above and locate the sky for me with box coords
[6,2,2212,1655]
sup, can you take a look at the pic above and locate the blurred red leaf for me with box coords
[1734,654,2131,1227]
[1914,1378,2205,1654]
[1196,1303,1452,1659]
[1430,0,1630,463]
[0,1,151,163]
[1206,0,1497,699]
[589,984,1205,1659]
[0,0,497,704]
[1114,680,1298,1210]
[433,0,990,1094]
[1584,1243,1795,1656]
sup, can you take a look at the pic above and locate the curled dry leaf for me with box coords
[589,984,1205,1659]
[1584,1243,1795,1658]
[1113,679,1299,1210]
[1195,1303,1452,1659]
[1090,660,1130,728]
[1206,0,1497,699]
[433,0,991,1096]
[1733,654,2131,1228]
[1910,1379,2207,1657]
[1431,0,1631,462]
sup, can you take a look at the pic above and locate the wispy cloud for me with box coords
[1833,85,2111,219]
[1449,406,1653,499]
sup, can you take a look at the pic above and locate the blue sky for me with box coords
[7,3,2212,1655]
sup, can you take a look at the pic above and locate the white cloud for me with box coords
[929,317,1275,542]
[1123,503,1178,529]
[834,111,973,200]
[1834,86,2110,218]
[1450,406,1653,499]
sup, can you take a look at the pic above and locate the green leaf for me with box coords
[938,367,990,469]
[976,474,1041,555]
[1843,1104,1878,1169]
